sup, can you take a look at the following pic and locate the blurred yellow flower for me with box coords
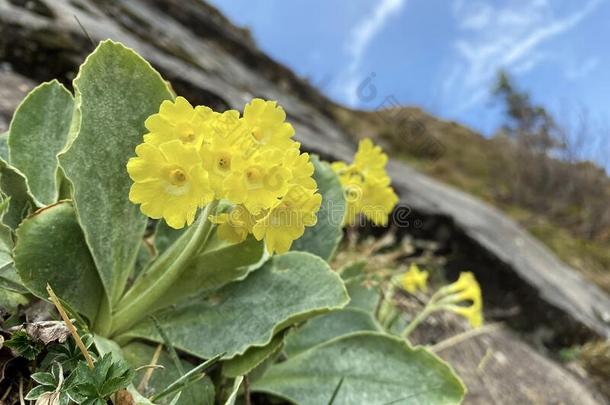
[400,264,429,294]
[127,140,213,229]
[439,272,484,328]
[332,138,398,226]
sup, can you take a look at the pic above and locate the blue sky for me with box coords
[208,0,609,163]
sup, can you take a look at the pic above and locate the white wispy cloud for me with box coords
[339,0,406,105]
[444,0,603,115]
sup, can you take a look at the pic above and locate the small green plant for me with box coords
[26,355,134,405]
[0,40,466,404]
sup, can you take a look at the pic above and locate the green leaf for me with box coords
[31,371,57,386]
[345,279,379,313]
[0,221,13,269]
[155,232,266,313]
[0,159,36,229]
[25,385,53,400]
[5,330,43,360]
[154,220,185,256]
[0,132,8,161]
[254,332,465,405]
[291,156,345,261]
[14,201,104,321]
[122,342,215,405]
[0,211,28,294]
[0,287,28,311]
[119,252,349,360]
[8,80,74,206]
[223,331,285,378]
[72,353,135,401]
[339,260,367,280]
[284,309,381,357]
[58,40,173,305]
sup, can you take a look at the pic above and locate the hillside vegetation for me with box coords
[331,74,610,292]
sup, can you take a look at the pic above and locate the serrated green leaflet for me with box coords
[8,80,74,206]
[284,308,381,357]
[58,40,173,305]
[14,201,103,322]
[254,332,465,405]
[118,252,349,359]
[291,156,345,261]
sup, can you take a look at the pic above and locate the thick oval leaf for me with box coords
[8,80,74,206]
[284,308,381,357]
[122,342,215,405]
[119,252,349,359]
[223,331,285,378]
[58,40,173,304]
[291,156,345,261]
[254,332,465,405]
[14,201,103,322]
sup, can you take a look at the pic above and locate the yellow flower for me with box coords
[332,138,397,226]
[128,96,320,252]
[243,98,296,150]
[210,204,256,244]
[400,264,429,294]
[200,110,249,196]
[143,96,217,149]
[252,185,322,254]
[438,272,484,328]
[283,149,317,190]
[354,138,389,177]
[448,304,483,328]
[127,140,213,229]
[223,148,292,214]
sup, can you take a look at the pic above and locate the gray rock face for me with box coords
[436,326,605,405]
[1,0,609,344]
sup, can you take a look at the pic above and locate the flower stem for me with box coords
[400,305,436,339]
[109,201,218,336]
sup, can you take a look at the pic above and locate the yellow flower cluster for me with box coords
[331,139,398,226]
[127,97,321,254]
[399,264,429,294]
[437,272,483,328]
